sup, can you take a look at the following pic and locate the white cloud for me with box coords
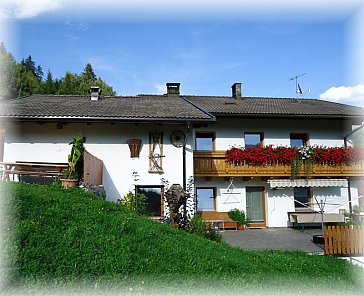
[319,84,364,106]
[0,0,61,20]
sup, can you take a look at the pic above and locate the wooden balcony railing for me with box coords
[193,151,364,177]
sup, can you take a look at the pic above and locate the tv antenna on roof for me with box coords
[289,73,310,97]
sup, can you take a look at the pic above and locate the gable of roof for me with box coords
[0,94,215,123]
[184,96,364,118]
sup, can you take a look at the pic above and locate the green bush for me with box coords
[228,208,250,226]
[185,215,223,243]
[117,191,147,215]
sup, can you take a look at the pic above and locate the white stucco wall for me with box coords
[3,121,193,202]
[193,118,350,150]
[266,188,295,227]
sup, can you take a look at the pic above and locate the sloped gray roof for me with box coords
[184,96,364,118]
[1,93,363,122]
[0,94,215,122]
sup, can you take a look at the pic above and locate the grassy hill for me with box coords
[1,182,363,295]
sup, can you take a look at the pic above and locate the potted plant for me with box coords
[228,208,250,230]
[61,133,85,188]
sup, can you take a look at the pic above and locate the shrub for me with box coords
[185,215,222,243]
[117,191,147,215]
[228,208,250,227]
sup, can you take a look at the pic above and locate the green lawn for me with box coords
[1,182,363,295]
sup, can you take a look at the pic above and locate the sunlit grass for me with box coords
[1,182,363,295]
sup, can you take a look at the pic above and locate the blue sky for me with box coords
[1,0,364,106]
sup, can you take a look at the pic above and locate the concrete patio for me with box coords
[222,227,324,253]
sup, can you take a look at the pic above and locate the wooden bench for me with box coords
[197,211,238,230]
[0,161,67,181]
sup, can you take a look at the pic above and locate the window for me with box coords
[244,132,263,148]
[294,187,311,209]
[290,133,309,147]
[196,187,216,211]
[136,186,164,217]
[195,132,215,151]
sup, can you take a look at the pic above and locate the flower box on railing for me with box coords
[225,146,364,167]
[193,151,364,177]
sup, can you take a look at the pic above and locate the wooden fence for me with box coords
[83,150,103,186]
[324,225,364,255]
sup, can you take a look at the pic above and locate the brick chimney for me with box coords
[231,83,242,99]
[166,83,180,96]
[90,86,102,101]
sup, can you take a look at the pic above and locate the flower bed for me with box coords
[225,146,364,166]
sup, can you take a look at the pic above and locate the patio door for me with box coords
[246,187,266,227]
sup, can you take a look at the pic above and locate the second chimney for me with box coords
[90,86,102,101]
[231,83,242,99]
[166,83,180,96]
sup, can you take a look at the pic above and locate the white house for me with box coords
[1,82,363,227]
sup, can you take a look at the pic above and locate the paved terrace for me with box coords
[222,227,324,253]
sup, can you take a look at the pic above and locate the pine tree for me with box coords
[35,65,43,81]
[21,55,36,75]
[16,64,43,96]
[43,70,55,94]
[78,63,98,95]
[82,63,97,83]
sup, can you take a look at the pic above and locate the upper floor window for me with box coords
[195,132,215,151]
[245,132,264,148]
[290,133,309,147]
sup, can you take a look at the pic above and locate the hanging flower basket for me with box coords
[127,139,142,158]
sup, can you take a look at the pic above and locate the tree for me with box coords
[0,43,18,99]
[35,65,43,81]
[59,71,79,95]
[77,63,116,95]
[43,70,55,94]
[17,55,44,96]
[1,45,118,97]
[82,63,96,83]
[16,64,44,97]
[21,55,36,75]
[78,63,97,95]
[94,77,116,96]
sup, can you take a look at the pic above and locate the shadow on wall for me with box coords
[102,164,121,202]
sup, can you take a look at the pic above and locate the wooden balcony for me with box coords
[194,151,364,177]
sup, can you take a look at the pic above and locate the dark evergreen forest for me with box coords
[0,42,116,100]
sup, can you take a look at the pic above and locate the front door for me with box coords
[246,187,266,227]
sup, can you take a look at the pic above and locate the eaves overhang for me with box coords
[0,115,216,124]
[213,113,364,120]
